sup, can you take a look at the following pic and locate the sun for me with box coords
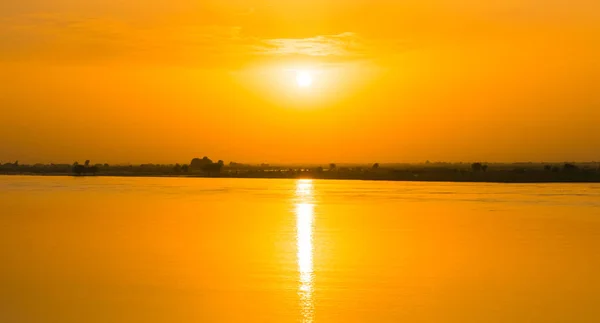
[296,71,313,88]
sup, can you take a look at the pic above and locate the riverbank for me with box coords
[2,171,600,183]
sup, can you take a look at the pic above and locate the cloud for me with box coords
[258,32,364,57]
[0,13,412,67]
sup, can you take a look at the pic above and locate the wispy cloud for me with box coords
[0,13,412,66]
[258,32,364,57]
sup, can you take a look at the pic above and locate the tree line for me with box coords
[1,159,599,182]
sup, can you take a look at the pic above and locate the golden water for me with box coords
[1,176,600,322]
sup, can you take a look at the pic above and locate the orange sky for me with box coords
[1,0,599,164]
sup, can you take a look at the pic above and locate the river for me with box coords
[1,176,599,322]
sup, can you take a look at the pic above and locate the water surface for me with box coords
[1,176,600,322]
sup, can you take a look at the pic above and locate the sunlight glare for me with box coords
[296,71,313,88]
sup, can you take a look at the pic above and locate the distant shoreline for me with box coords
[2,172,600,184]
[2,160,599,183]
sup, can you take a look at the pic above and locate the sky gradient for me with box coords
[1,0,599,164]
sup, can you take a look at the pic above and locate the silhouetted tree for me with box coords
[563,163,579,172]
[89,166,99,175]
[85,160,90,167]
[471,163,483,172]
[202,162,223,175]
[372,163,380,169]
[329,163,337,170]
[482,164,488,172]
[73,164,85,175]
[544,165,552,172]
[173,163,182,173]
[181,164,189,173]
[190,156,213,169]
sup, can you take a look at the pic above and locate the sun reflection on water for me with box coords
[295,179,314,323]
